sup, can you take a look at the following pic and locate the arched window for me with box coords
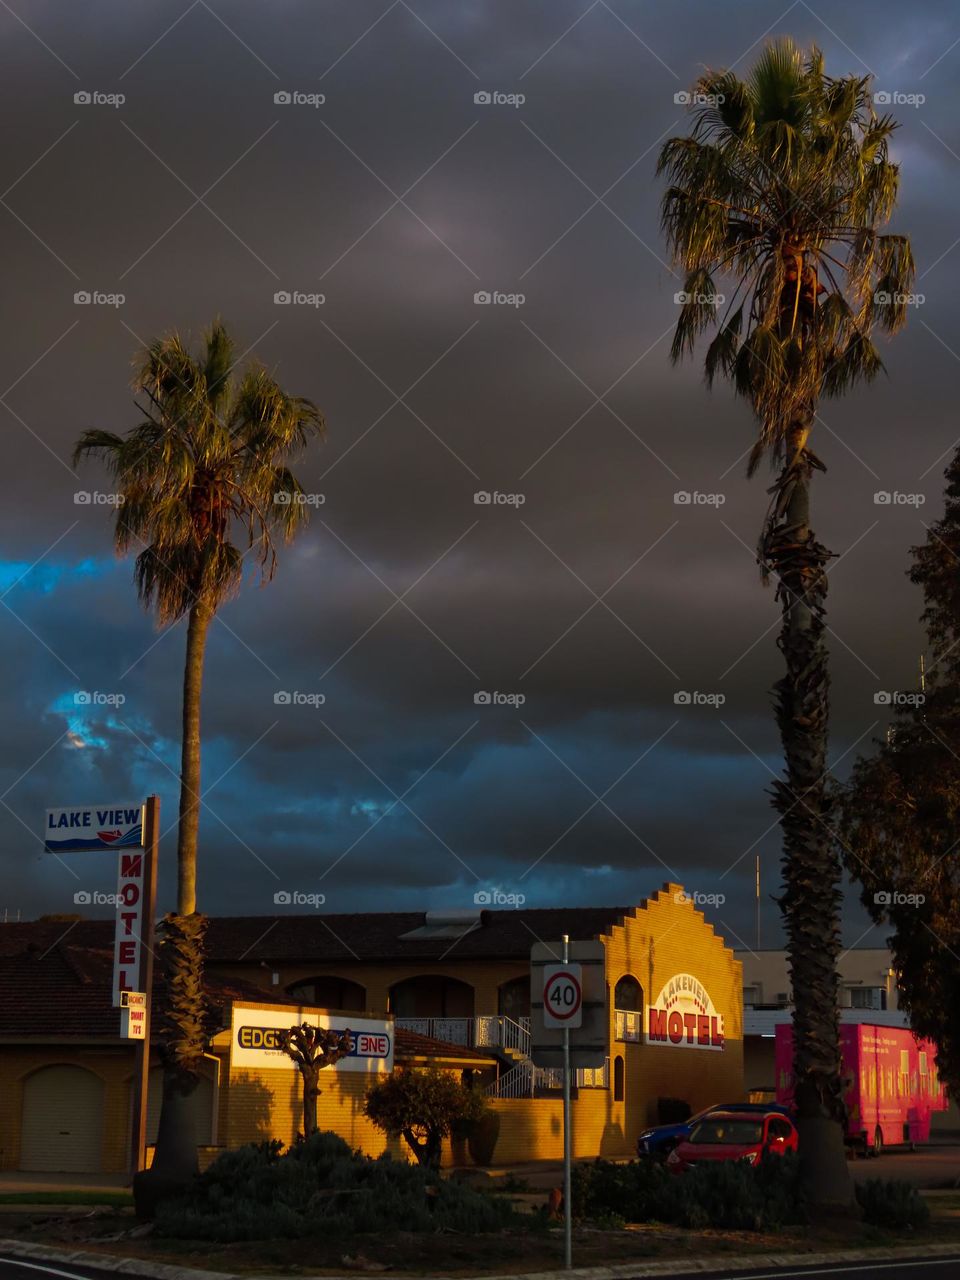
[614,976,643,1041]
[614,1054,625,1102]
[287,976,367,1011]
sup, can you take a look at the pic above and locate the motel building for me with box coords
[0,884,743,1175]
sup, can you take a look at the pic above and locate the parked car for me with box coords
[636,1101,793,1159]
[666,1109,798,1172]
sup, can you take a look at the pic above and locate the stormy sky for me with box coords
[1,0,956,954]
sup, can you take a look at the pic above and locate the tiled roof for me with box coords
[0,904,641,967]
[394,1028,496,1062]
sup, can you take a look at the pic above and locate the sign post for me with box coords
[560,936,574,1271]
[130,794,159,1176]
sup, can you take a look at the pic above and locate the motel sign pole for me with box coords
[561,933,572,1272]
[130,794,159,1175]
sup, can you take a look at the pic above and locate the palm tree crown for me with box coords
[74,320,325,622]
[658,38,914,473]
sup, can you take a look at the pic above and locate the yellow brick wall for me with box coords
[0,1047,135,1174]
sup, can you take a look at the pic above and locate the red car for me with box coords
[666,1109,798,1172]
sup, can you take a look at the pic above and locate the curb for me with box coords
[2,1237,960,1280]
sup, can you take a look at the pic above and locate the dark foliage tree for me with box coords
[840,448,960,1095]
[658,38,913,1208]
[364,1068,487,1169]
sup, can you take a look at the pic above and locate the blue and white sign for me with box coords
[44,803,144,852]
[231,1003,393,1074]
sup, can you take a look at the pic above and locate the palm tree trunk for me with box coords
[134,600,212,1217]
[765,415,854,1211]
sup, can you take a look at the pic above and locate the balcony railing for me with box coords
[395,1015,531,1056]
[485,1057,610,1098]
[614,1008,642,1041]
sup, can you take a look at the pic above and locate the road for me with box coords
[2,1247,960,1280]
[846,1143,960,1188]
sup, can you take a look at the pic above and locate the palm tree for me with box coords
[658,40,913,1208]
[74,320,324,1204]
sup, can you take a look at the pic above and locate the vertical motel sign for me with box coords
[44,797,160,1174]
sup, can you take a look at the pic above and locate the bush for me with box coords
[572,1153,804,1232]
[154,1130,514,1242]
[856,1178,930,1230]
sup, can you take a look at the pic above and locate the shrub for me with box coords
[364,1067,488,1168]
[572,1153,804,1232]
[856,1178,930,1230]
[154,1130,513,1242]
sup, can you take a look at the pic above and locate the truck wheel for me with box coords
[872,1127,883,1158]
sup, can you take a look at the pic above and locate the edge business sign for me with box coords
[231,1004,393,1074]
[45,803,145,852]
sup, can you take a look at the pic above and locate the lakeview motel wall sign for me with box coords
[645,973,725,1050]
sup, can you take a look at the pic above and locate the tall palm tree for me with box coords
[658,40,913,1208]
[74,321,324,1203]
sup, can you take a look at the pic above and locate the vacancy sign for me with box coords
[113,851,146,1006]
[121,991,146,1039]
[44,803,144,852]
[542,964,583,1028]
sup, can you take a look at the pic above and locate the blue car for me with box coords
[637,1102,794,1159]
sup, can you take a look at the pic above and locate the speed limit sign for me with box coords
[543,963,583,1028]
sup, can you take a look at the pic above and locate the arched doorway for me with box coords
[286,976,367,1011]
[498,976,530,1020]
[389,975,474,1018]
[20,1065,104,1172]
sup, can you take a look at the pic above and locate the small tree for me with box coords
[280,1024,353,1137]
[364,1067,487,1169]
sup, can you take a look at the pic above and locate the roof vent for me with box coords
[399,909,485,941]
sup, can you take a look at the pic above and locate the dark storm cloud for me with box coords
[1,1,958,952]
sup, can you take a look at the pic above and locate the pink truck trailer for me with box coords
[775,1022,947,1155]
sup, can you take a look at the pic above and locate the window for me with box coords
[614,976,642,1041]
[286,976,366,1011]
[743,985,760,1007]
[847,986,884,1010]
[614,1055,624,1102]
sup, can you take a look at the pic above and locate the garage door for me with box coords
[20,1065,104,1172]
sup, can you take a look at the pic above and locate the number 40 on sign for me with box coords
[542,963,583,1029]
